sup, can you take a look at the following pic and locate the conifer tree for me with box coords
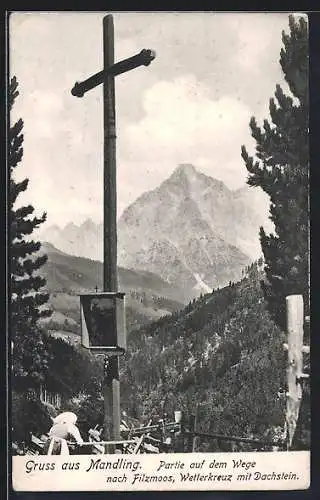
[241,15,309,329]
[9,76,52,390]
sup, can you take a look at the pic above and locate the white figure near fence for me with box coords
[43,411,84,455]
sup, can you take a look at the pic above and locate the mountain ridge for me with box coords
[38,164,272,297]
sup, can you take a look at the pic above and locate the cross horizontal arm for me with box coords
[71,48,156,98]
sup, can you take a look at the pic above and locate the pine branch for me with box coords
[11,240,41,258]
[12,205,35,220]
[11,212,47,240]
[11,275,47,295]
[10,119,23,142]
[23,254,48,274]
[9,76,19,111]
[10,179,29,207]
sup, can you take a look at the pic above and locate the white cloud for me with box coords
[12,90,64,141]
[120,74,253,189]
[9,12,298,227]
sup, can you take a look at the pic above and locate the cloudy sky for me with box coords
[9,11,304,228]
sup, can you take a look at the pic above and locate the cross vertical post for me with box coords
[102,14,120,452]
[72,12,156,455]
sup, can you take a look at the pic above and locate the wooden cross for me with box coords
[72,15,155,291]
[71,14,155,450]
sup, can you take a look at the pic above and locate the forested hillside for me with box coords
[120,260,293,450]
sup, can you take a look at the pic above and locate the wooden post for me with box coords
[192,405,200,452]
[103,16,117,290]
[285,295,304,450]
[102,14,120,452]
[185,415,194,452]
[230,441,236,452]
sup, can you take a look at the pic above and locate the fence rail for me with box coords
[184,430,284,448]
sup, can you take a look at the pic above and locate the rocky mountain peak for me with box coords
[64,221,78,231]
[166,163,229,196]
[82,218,97,230]
[174,163,197,177]
[37,164,271,297]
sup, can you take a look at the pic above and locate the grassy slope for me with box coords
[40,243,185,334]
